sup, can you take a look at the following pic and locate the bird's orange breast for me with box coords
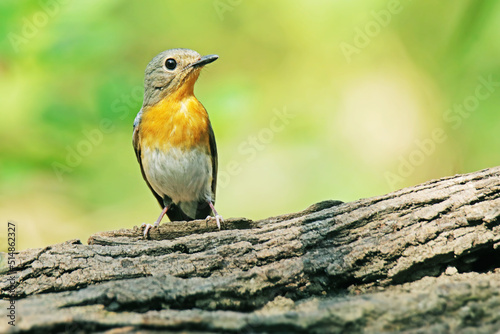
[139,92,210,152]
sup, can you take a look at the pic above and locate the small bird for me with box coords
[132,48,222,236]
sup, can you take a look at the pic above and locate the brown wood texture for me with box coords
[1,166,499,333]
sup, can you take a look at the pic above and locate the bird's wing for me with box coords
[133,115,164,208]
[208,122,218,202]
[193,122,218,220]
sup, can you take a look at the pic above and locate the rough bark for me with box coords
[1,166,499,333]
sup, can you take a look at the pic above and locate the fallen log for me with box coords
[1,166,499,333]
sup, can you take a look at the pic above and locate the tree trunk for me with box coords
[1,166,500,333]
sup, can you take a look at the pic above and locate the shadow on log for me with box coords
[1,166,500,333]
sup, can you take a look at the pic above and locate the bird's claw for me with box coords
[205,215,224,230]
[141,223,156,237]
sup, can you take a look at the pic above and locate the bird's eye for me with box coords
[165,58,177,70]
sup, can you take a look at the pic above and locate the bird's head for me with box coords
[143,48,218,107]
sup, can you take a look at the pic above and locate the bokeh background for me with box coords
[1,0,499,251]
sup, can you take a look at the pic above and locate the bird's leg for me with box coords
[142,205,169,237]
[207,201,224,230]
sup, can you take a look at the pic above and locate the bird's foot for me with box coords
[205,214,224,230]
[142,206,169,237]
[207,201,223,230]
[141,222,158,237]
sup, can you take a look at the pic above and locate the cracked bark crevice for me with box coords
[1,166,500,333]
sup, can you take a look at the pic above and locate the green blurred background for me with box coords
[1,0,499,251]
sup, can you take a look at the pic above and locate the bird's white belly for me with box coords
[143,147,212,204]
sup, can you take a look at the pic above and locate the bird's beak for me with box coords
[190,54,219,68]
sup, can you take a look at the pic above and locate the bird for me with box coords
[132,48,223,236]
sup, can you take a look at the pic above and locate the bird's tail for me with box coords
[166,203,193,221]
[167,201,213,221]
